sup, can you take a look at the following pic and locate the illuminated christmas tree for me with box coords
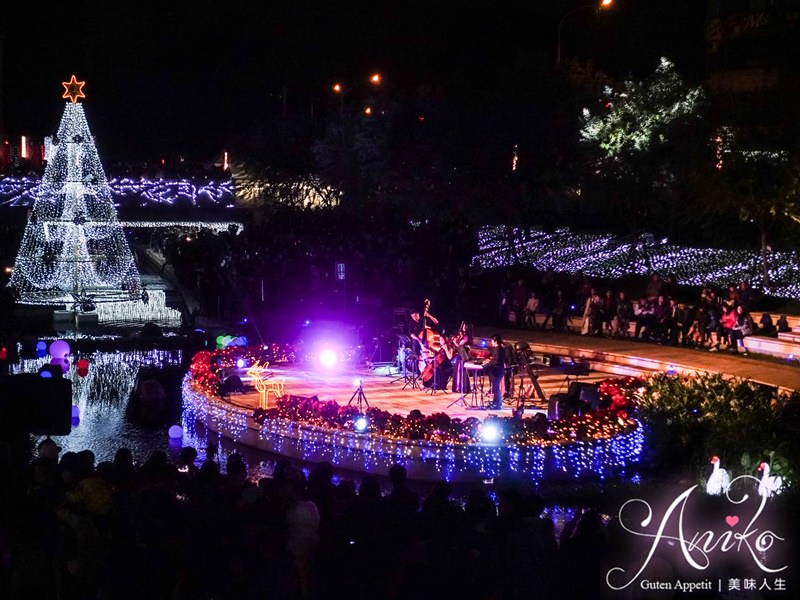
[8,75,143,308]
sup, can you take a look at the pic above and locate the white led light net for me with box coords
[8,103,142,305]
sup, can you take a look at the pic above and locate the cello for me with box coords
[422,334,453,390]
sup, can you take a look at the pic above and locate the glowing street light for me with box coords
[556,0,614,65]
[331,72,383,115]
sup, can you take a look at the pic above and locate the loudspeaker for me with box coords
[223,375,245,394]
[548,393,571,419]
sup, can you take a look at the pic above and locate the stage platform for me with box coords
[215,361,610,420]
[183,328,800,482]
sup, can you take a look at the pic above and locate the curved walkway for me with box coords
[474,326,800,394]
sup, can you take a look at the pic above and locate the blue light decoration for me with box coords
[0,176,235,209]
[181,373,643,483]
[474,225,800,300]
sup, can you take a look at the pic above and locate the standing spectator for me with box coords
[511,279,528,328]
[541,290,567,331]
[599,289,617,336]
[676,302,694,346]
[581,289,602,336]
[634,297,654,340]
[664,297,681,345]
[645,273,663,300]
[281,466,320,600]
[523,291,540,329]
[650,295,669,343]
[613,291,633,337]
[736,280,753,312]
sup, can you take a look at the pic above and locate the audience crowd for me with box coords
[0,440,635,600]
[497,271,780,356]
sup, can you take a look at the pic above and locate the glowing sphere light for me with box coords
[49,339,70,359]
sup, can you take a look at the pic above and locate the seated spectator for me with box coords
[685,306,705,348]
[777,314,791,333]
[759,313,776,336]
[703,303,722,350]
[634,297,654,340]
[729,305,753,355]
[715,304,736,351]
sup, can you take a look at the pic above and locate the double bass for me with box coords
[419,299,442,351]
[418,300,450,389]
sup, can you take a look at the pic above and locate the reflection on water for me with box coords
[16,350,186,463]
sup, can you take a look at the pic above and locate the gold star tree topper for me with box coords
[62,75,86,103]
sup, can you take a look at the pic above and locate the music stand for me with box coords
[558,360,590,394]
[462,361,486,409]
[446,355,468,408]
[402,351,424,390]
[390,337,410,383]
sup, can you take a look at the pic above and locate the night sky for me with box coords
[1,0,707,164]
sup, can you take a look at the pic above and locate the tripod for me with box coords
[348,381,370,412]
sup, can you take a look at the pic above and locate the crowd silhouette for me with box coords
[0,439,638,600]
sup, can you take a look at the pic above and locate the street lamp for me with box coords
[556,0,613,65]
[331,72,383,115]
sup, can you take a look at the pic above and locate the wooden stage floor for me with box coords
[221,362,610,420]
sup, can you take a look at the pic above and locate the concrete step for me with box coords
[742,335,800,360]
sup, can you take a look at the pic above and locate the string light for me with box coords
[8,102,142,305]
[475,225,800,298]
[183,349,643,481]
[0,176,235,209]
